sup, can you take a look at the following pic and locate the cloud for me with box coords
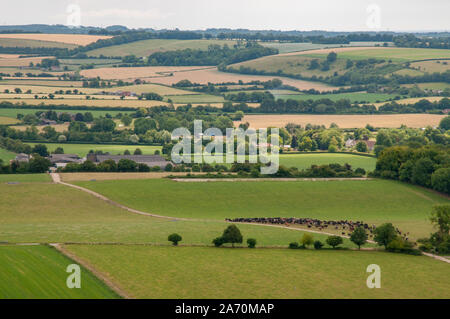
[81,8,172,20]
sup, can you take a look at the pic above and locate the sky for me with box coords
[0,0,449,32]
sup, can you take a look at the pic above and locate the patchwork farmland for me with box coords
[0,12,449,305]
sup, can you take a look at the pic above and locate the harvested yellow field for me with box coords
[146,68,337,92]
[0,80,84,87]
[0,34,112,45]
[237,114,447,129]
[60,172,204,182]
[411,60,450,73]
[0,116,19,125]
[373,96,445,108]
[0,98,169,108]
[103,83,198,96]
[0,54,21,59]
[0,85,103,94]
[80,66,213,80]
[13,123,70,133]
[0,56,55,67]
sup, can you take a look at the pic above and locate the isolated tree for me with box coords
[373,223,397,249]
[123,149,131,155]
[134,148,143,155]
[350,227,368,249]
[326,236,343,249]
[430,205,450,239]
[53,147,64,154]
[222,225,243,247]
[327,51,337,63]
[300,233,314,248]
[247,238,257,248]
[168,233,182,246]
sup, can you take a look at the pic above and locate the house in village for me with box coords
[344,139,376,152]
[13,153,31,163]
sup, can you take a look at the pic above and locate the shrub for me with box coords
[314,240,324,249]
[326,236,343,249]
[300,233,314,248]
[213,237,225,247]
[247,238,257,248]
[168,233,182,246]
[354,168,366,176]
[289,242,299,249]
[386,238,421,255]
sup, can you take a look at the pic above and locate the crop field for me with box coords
[0,115,19,124]
[104,83,197,96]
[410,60,450,73]
[0,181,347,246]
[298,47,450,61]
[0,107,130,118]
[0,79,84,87]
[165,94,225,103]
[0,84,105,94]
[0,97,168,108]
[0,33,112,45]
[0,147,16,162]
[236,114,446,129]
[64,245,450,299]
[145,67,338,92]
[25,143,162,157]
[73,178,449,239]
[0,37,78,48]
[80,66,214,80]
[272,91,399,103]
[0,56,55,67]
[87,39,237,57]
[279,153,376,171]
[0,245,118,299]
[372,96,445,107]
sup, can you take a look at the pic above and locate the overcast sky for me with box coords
[1,0,449,32]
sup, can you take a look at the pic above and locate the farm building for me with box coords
[86,154,171,169]
[13,153,30,163]
[48,154,83,168]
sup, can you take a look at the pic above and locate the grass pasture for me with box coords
[0,115,19,124]
[0,182,349,246]
[280,153,376,171]
[25,143,162,157]
[86,39,237,57]
[0,245,118,299]
[272,91,399,103]
[0,173,51,183]
[0,147,16,162]
[64,245,450,299]
[74,178,449,239]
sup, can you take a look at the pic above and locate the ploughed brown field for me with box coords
[0,33,112,45]
[236,114,447,129]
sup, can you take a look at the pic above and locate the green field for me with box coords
[260,41,393,54]
[0,147,16,162]
[87,39,237,57]
[280,153,376,171]
[65,245,450,299]
[0,173,51,183]
[0,108,131,119]
[307,48,450,62]
[165,94,226,103]
[272,92,399,103]
[0,182,353,246]
[0,245,119,299]
[0,38,77,48]
[25,143,162,157]
[74,178,449,239]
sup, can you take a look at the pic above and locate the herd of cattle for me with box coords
[226,217,409,239]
